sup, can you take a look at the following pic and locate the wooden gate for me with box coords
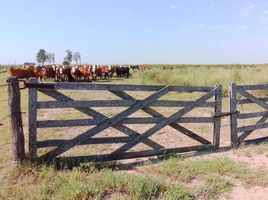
[229,83,268,146]
[26,78,222,162]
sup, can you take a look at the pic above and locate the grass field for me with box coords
[138,64,268,96]
[0,65,268,199]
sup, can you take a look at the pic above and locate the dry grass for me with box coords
[1,65,268,199]
[140,64,268,96]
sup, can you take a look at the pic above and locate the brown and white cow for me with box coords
[77,66,92,82]
[42,65,56,81]
[10,67,35,80]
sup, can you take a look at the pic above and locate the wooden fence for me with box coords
[9,78,268,164]
[14,78,222,162]
[229,83,268,146]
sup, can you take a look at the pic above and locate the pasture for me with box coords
[0,65,268,200]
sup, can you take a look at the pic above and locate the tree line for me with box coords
[36,49,81,65]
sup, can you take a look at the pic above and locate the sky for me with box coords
[1,0,268,65]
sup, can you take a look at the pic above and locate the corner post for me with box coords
[8,77,26,164]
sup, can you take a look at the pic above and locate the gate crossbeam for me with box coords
[231,85,268,146]
[39,86,170,161]
[110,90,211,145]
[237,88,268,143]
[39,90,165,148]
[237,88,268,110]
[109,87,217,158]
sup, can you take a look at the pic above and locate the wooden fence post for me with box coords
[28,78,38,158]
[213,84,222,149]
[8,77,25,164]
[229,83,238,147]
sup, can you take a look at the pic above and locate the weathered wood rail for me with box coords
[229,83,268,147]
[22,78,223,162]
[10,77,268,164]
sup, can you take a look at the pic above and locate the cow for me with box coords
[55,66,71,82]
[70,65,82,81]
[33,66,44,81]
[115,66,130,78]
[77,66,92,81]
[107,65,116,79]
[42,65,56,81]
[94,65,107,80]
[10,67,35,80]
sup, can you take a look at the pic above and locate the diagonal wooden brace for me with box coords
[109,87,217,158]
[110,90,211,145]
[39,90,164,150]
[39,86,170,160]
[237,88,268,143]
[238,114,268,143]
[237,88,268,110]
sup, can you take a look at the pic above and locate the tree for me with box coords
[73,52,81,65]
[36,49,47,65]
[64,50,72,64]
[46,53,52,64]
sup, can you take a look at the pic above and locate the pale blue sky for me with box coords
[1,0,268,64]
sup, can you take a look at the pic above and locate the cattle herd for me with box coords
[9,65,136,82]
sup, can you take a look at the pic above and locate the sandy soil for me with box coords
[220,183,268,200]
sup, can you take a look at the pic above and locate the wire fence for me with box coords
[0,84,9,88]
[0,114,9,126]
[0,99,8,102]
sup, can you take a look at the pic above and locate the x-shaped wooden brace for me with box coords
[39,86,217,161]
[237,88,268,143]
[110,90,211,145]
[38,90,164,149]
[107,88,217,159]
[39,86,170,161]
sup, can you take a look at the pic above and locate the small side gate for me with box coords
[26,79,222,162]
[229,83,268,146]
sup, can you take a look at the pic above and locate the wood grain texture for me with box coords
[229,83,238,147]
[236,84,268,91]
[8,78,26,164]
[37,100,215,109]
[238,111,268,119]
[109,88,217,157]
[38,90,164,150]
[29,82,214,92]
[110,90,212,145]
[28,78,38,158]
[237,88,268,110]
[54,145,210,162]
[238,114,268,144]
[37,117,214,128]
[37,137,135,148]
[39,86,170,161]
[213,85,222,149]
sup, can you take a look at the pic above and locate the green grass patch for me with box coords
[143,156,268,199]
[0,165,192,200]
[147,157,247,183]
[197,174,231,200]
